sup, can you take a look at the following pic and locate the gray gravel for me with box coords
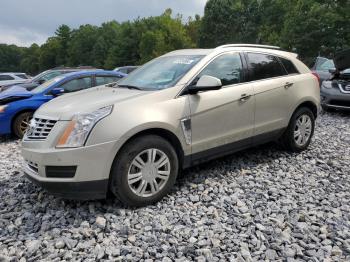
[0,111,349,261]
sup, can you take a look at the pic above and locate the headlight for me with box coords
[0,105,8,113]
[56,105,113,148]
[322,81,332,89]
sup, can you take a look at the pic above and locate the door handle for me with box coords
[240,93,252,102]
[284,82,294,89]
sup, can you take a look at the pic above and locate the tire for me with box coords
[109,135,179,207]
[280,107,315,152]
[13,112,33,138]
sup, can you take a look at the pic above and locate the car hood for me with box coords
[334,49,350,71]
[0,86,33,100]
[37,86,150,120]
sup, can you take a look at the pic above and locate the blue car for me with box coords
[0,70,126,138]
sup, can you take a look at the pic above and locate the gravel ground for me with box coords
[0,111,349,261]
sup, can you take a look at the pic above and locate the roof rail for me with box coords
[216,44,282,50]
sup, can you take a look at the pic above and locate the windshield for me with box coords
[315,58,335,71]
[31,76,64,93]
[117,55,204,90]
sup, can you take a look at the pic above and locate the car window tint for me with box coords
[198,53,244,86]
[317,59,335,71]
[247,53,287,81]
[119,68,128,74]
[42,71,63,81]
[95,76,121,86]
[60,77,92,93]
[279,58,299,74]
[15,74,29,79]
[127,67,137,74]
[0,75,15,81]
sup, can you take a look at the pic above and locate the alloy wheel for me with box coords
[127,148,171,197]
[294,114,312,147]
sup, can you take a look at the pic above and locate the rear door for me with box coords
[187,52,255,159]
[245,52,296,140]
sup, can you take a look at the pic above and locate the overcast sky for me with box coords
[0,0,207,47]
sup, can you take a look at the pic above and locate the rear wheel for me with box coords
[13,112,33,138]
[110,135,179,207]
[280,107,315,152]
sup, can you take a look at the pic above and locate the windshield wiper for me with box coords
[117,84,142,90]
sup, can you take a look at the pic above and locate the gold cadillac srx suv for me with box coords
[21,44,320,206]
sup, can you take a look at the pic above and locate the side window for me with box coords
[95,76,121,86]
[197,53,244,86]
[119,68,128,74]
[15,74,29,79]
[41,71,63,81]
[279,57,299,74]
[60,77,92,93]
[247,53,287,81]
[0,75,15,81]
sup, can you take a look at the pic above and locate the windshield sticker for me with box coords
[173,59,195,65]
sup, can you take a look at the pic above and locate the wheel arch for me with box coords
[11,108,36,133]
[111,128,186,174]
[292,100,318,119]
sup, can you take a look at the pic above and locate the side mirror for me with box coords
[50,87,64,96]
[37,79,46,85]
[188,75,222,94]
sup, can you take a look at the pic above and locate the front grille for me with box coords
[329,100,350,107]
[26,118,57,140]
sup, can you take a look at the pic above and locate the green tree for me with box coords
[67,24,99,66]
[20,44,40,74]
[0,44,24,72]
[55,24,71,66]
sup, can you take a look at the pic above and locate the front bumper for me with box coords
[320,86,350,110]
[24,172,108,200]
[22,140,120,200]
[0,113,12,135]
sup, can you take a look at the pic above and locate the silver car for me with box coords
[21,44,320,206]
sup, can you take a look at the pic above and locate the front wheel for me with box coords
[13,112,33,138]
[280,107,315,152]
[110,135,179,207]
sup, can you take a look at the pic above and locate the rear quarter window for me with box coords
[247,53,288,81]
[279,57,299,74]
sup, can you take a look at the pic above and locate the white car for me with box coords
[0,72,30,87]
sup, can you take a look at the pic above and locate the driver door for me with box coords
[187,52,255,162]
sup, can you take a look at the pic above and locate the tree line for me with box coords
[0,0,349,75]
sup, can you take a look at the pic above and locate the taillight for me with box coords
[312,72,320,87]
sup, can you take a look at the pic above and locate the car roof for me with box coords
[61,70,123,78]
[163,44,298,60]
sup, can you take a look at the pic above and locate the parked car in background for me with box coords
[0,73,31,87]
[0,70,125,138]
[114,66,139,74]
[311,57,336,85]
[0,66,97,92]
[321,49,350,111]
[21,44,319,207]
